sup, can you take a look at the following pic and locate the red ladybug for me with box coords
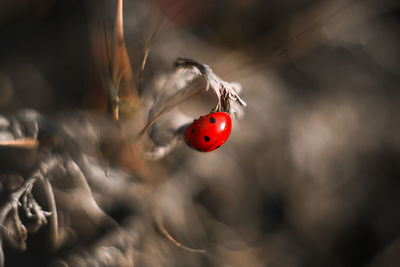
[185,112,232,152]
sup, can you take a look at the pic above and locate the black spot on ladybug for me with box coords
[216,145,221,148]
[191,128,195,133]
[209,117,216,123]
[204,136,210,142]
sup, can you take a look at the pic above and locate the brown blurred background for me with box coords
[1,0,400,266]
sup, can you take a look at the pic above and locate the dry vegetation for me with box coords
[0,0,400,266]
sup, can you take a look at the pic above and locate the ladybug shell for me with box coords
[185,112,232,152]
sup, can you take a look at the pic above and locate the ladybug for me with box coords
[185,112,232,152]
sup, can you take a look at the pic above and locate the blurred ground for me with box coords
[1,0,400,266]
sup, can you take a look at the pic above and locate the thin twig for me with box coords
[0,138,38,148]
[137,20,163,95]
[153,201,206,253]
[137,77,205,139]
[40,176,59,248]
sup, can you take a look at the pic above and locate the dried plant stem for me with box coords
[116,0,124,41]
[40,177,59,248]
[137,19,163,95]
[156,219,206,253]
[153,202,206,253]
[110,0,139,121]
[138,78,205,139]
[0,138,38,148]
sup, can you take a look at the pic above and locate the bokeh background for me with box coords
[1,0,400,266]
